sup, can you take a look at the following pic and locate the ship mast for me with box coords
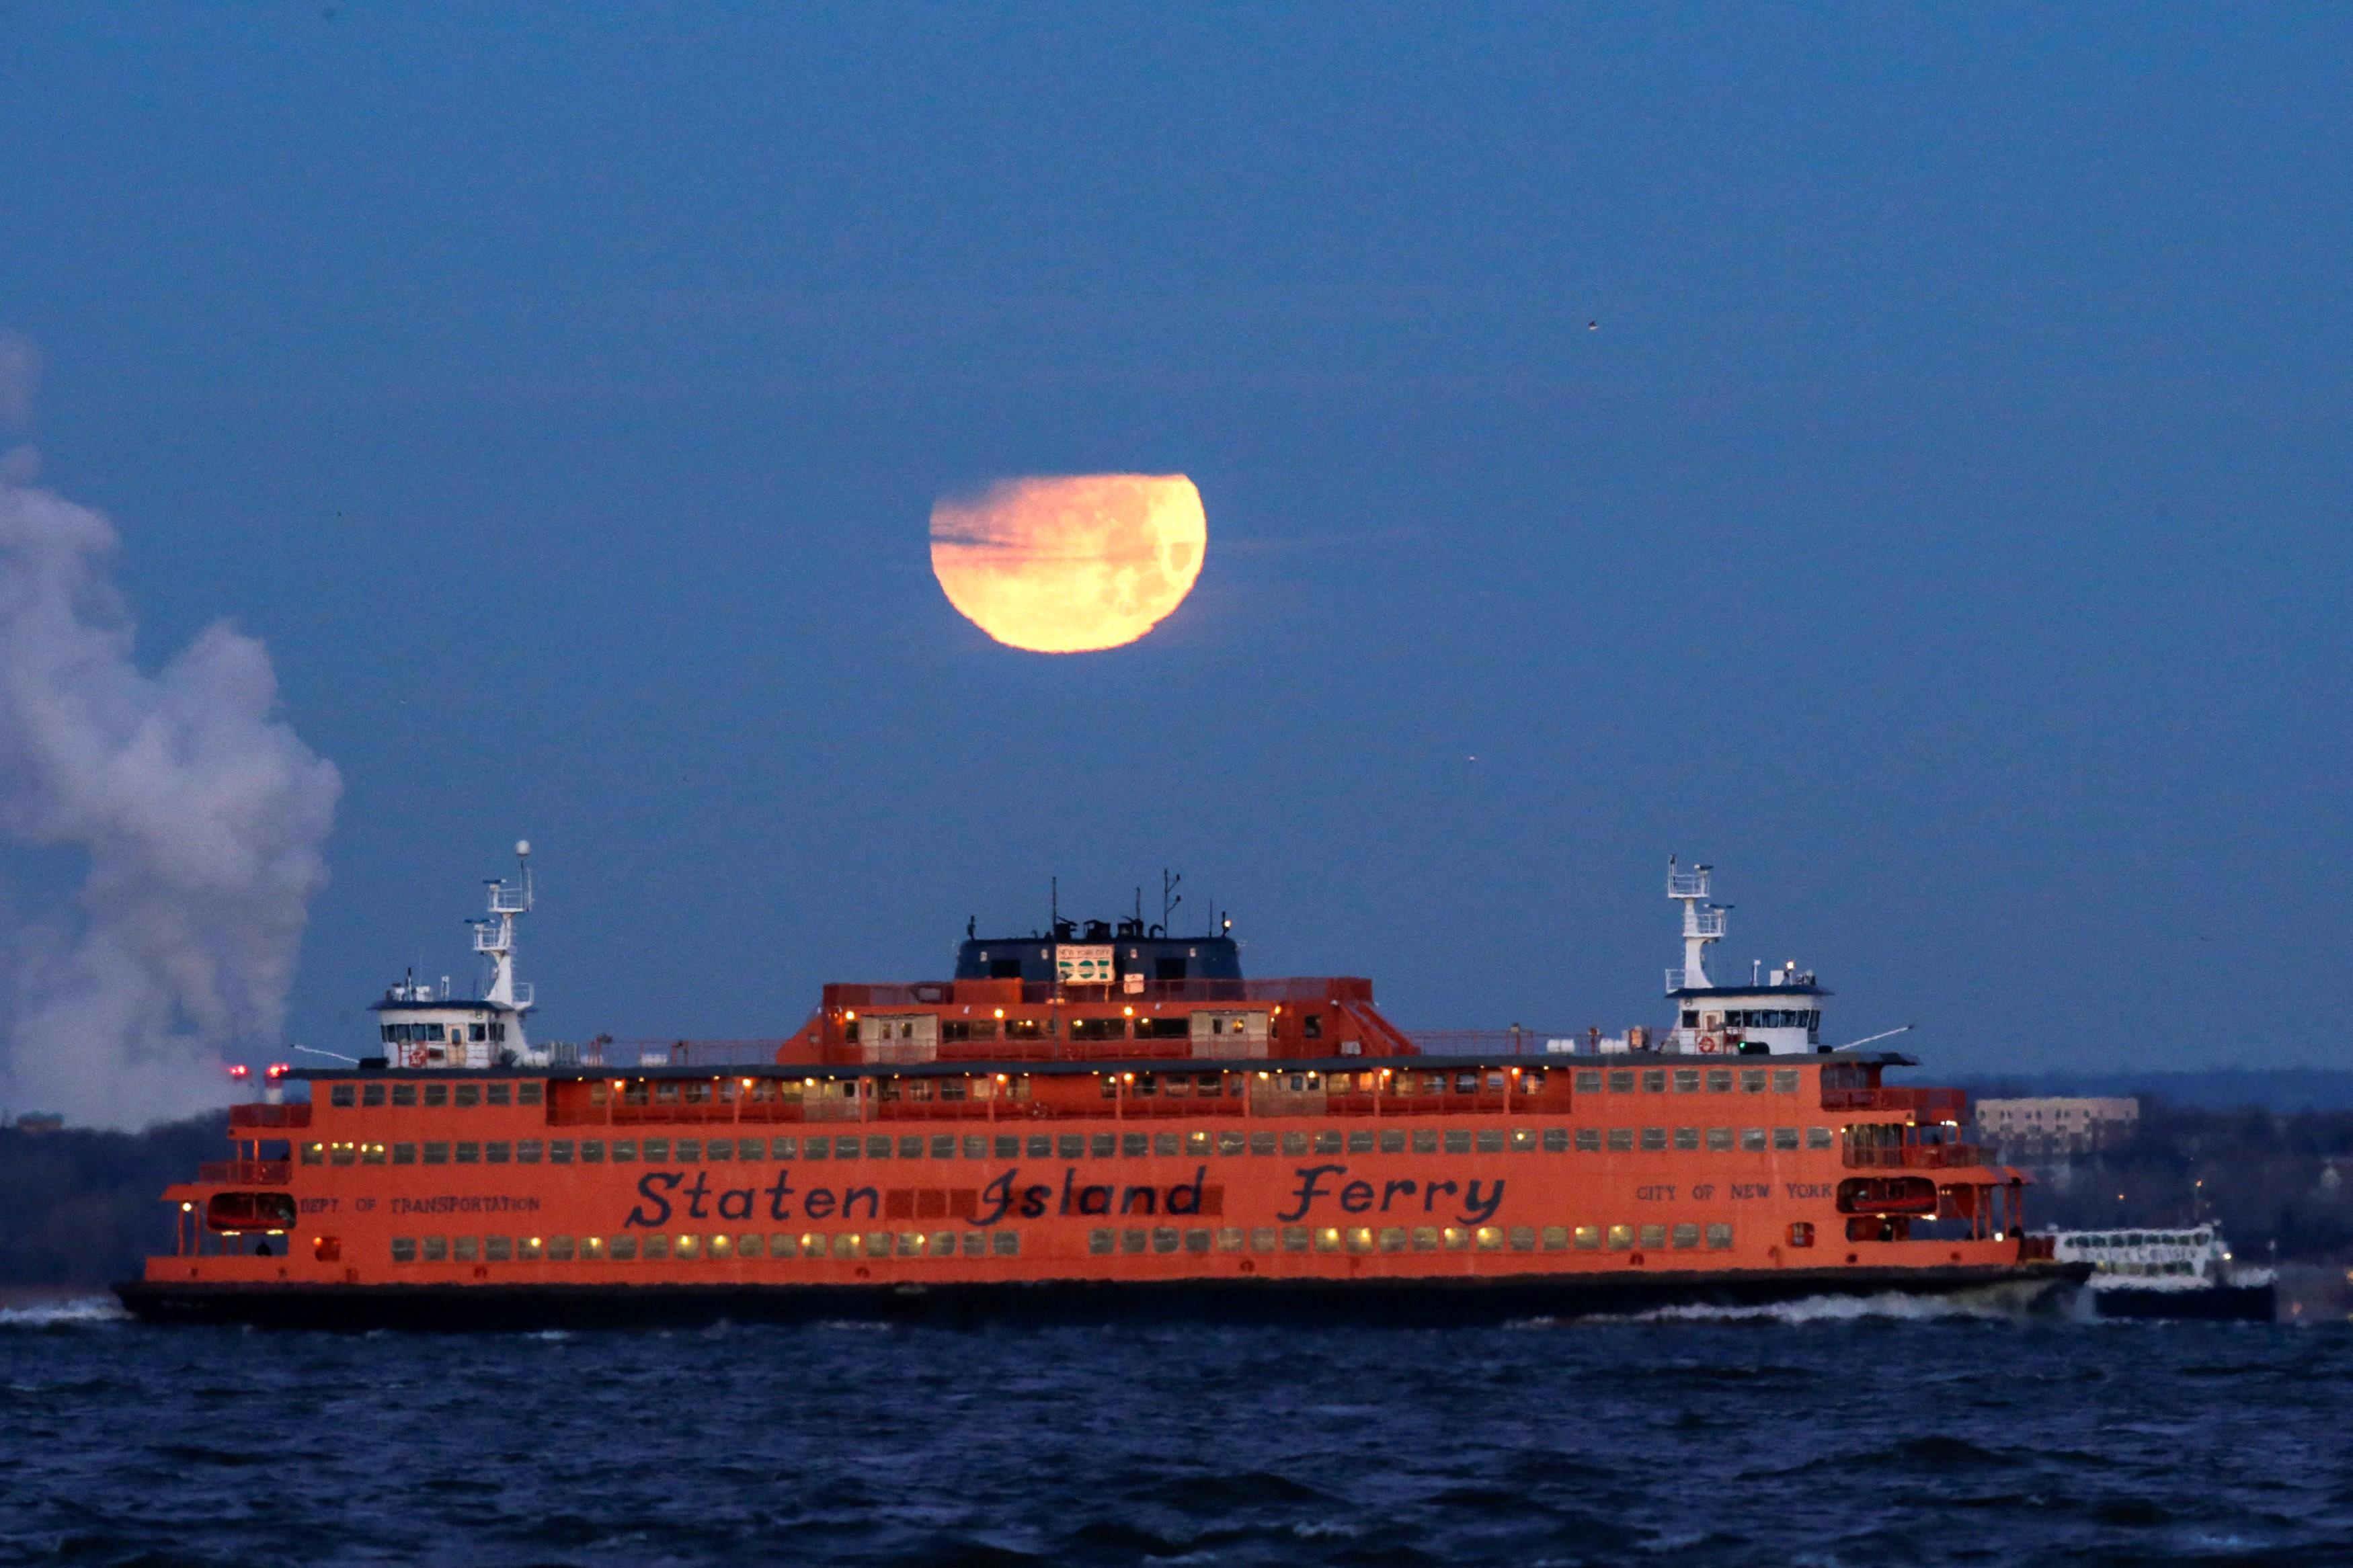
[473,839,535,1015]
[1666,856,1725,991]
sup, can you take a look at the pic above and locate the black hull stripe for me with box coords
[114,1264,2087,1332]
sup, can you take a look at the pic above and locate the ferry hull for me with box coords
[115,1262,2087,1332]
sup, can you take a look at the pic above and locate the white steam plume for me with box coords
[0,444,340,1130]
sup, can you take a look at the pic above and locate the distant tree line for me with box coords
[1986,1097,2353,1262]
[4,1114,225,1287]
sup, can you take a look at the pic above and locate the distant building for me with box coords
[11,1112,64,1135]
[1975,1096,2139,1155]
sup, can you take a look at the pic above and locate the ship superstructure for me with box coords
[117,853,2077,1328]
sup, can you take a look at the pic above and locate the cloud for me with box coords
[0,456,340,1129]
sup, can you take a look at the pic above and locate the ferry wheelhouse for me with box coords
[117,853,2078,1328]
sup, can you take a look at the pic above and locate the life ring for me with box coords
[1697,1033,1719,1055]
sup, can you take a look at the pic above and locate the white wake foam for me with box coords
[0,1295,130,1327]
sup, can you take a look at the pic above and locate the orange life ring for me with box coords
[1697,1033,1719,1054]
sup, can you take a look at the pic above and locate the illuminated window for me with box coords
[1605,1225,1633,1251]
[329,1143,354,1166]
[301,1142,325,1165]
[708,1235,733,1260]
[1510,1128,1536,1151]
[580,1237,608,1260]
[1574,1226,1601,1250]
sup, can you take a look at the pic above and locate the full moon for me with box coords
[930,474,1205,653]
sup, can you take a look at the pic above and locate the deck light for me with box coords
[1123,1005,1134,1016]
[1123,1073,1134,1083]
[741,1077,754,1089]
[180,1201,193,1212]
[994,1007,1005,1019]
[845,1010,857,1022]
[996,1074,1008,1084]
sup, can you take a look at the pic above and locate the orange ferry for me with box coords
[116,852,2077,1327]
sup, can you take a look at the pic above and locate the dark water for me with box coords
[5,1293,2350,1567]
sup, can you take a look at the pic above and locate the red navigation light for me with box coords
[266,1063,291,1080]
[227,1064,250,1080]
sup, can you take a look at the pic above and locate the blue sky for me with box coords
[2,5,2347,1075]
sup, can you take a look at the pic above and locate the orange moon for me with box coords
[930,474,1206,653]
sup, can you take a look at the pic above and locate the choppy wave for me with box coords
[2,1310,2348,1565]
[0,1295,128,1328]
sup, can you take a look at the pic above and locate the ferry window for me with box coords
[865,1136,892,1159]
[1341,1227,1372,1253]
[486,1141,511,1164]
[1089,1229,1115,1255]
[1314,1132,1343,1155]
[1300,1013,1322,1040]
[1574,1129,1601,1152]
[1674,1128,1699,1151]
[470,1024,486,1043]
[391,1237,416,1263]
[705,1139,733,1162]
[1182,1132,1207,1156]
[1806,1128,1833,1149]
[1607,1129,1633,1151]
[1485,1072,1506,1093]
[1681,1010,1699,1028]
[1213,1131,1244,1156]
[330,1142,356,1166]
[577,1139,603,1163]
[1706,1128,1732,1151]
[456,1142,481,1164]
[1057,1134,1084,1159]
[956,1232,984,1257]
[1281,1226,1310,1252]
[485,1236,512,1262]
[895,1136,922,1159]
[1673,1069,1700,1094]
[1004,1019,1043,1040]
[836,1137,863,1159]
[454,1237,480,1262]
[643,1139,671,1162]
[1638,1224,1665,1250]
[1706,1223,1733,1249]
[1706,1070,1732,1093]
[1741,1128,1767,1151]
[1313,1227,1340,1253]
[1090,1133,1116,1158]
[1773,1069,1800,1094]
[1573,1226,1600,1250]
[1542,1226,1568,1250]
[1121,1133,1148,1157]
[611,1140,636,1163]
[1443,1130,1471,1154]
[1119,1229,1147,1254]
[623,1082,649,1107]
[360,1083,385,1108]
[1248,1132,1275,1155]
[1773,1128,1800,1151]
[1408,1226,1437,1251]
[1543,1128,1568,1152]
[545,1235,575,1262]
[1640,1128,1666,1151]
[643,1236,671,1260]
[362,1143,387,1164]
[1574,1069,1601,1093]
[1343,1130,1371,1154]
[1070,1018,1126,1041]
[1607,1070,1634,1094]
[1642,1070,1666,1093]
[393,1143,416,1165]
[655,1082,680,1105]
[1282,1132,1309,1156]
[1019,1134,1046,1158]
[1453,1073,1478,1094]
[428,1024,445,1042]
[423,1141,450,1164]
[1250,1227,1277,1253]
[518,1083,541,1105]
[1508,1227,1534,1251]
[1412,1130,1438,1154]
[926,1135,953,1159]
[487,1084,511,1106]
[393,1084,417,1106]
[992,1231,1020,1257]
[1672,1223,1700,1249]
[1382,1130,1407,1153]
[1741,1069,1767,1093]
[422,1237,448,1262]
[607,1237,635,1260]
[1198,1073,1224,1094]
[456,1085,480,1108]
[301,1141,325,1165]
[329,1083,356,1107]
[1186,1229,1213,1254]
[1476,1130,1505,1153]
[424,1085,448,1108]
[1219,1228,1246,1253]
